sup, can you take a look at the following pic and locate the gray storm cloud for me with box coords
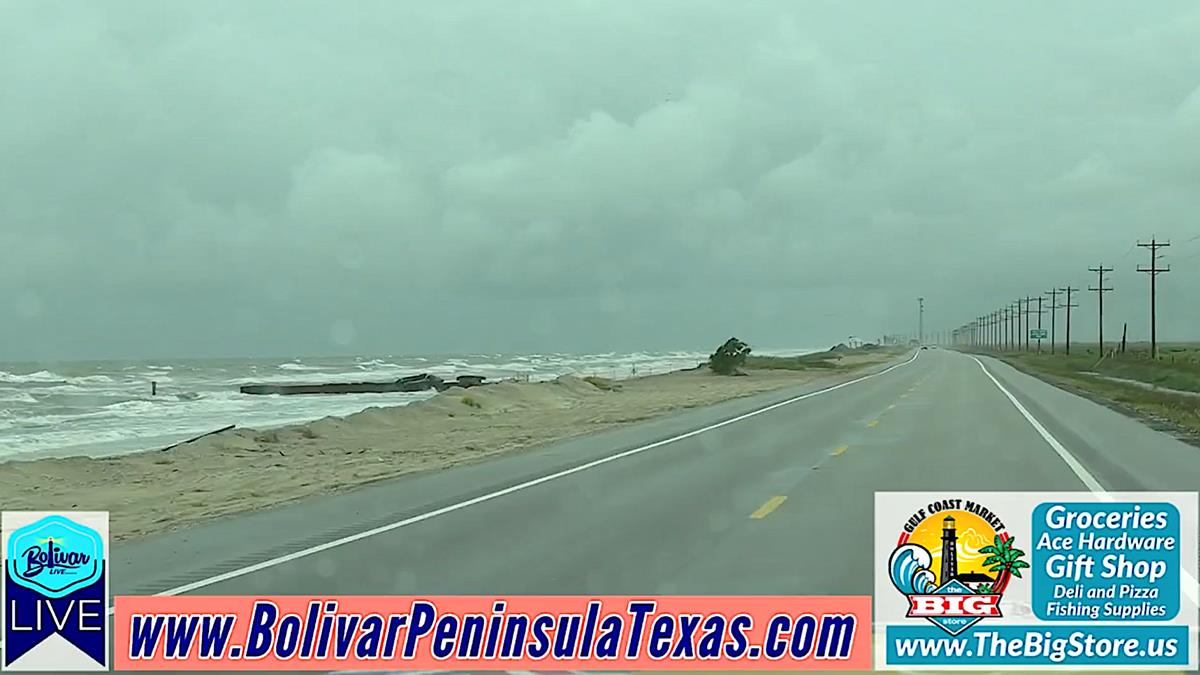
[2,0,1198,359]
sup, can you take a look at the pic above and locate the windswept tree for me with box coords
[709,337,752,375]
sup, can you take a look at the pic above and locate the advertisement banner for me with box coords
[875,492,1199,670]
[114,595,871,671]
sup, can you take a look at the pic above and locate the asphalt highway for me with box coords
[112,348,1200,600]
[10,347,1200,673]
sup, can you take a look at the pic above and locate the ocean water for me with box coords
[0,349,816,462]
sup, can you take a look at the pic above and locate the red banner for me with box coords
[114,595,871,671]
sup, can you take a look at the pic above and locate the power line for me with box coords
[1136,238,1170,359]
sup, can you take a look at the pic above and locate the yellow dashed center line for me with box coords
[750,495,787,519]
[868,420,880,428]
[831,445,849,457]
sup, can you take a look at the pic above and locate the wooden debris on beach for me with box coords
[161,424,236,451]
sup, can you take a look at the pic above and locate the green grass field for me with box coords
[973,342,1200,439]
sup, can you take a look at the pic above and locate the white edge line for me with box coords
[968,354,1200,608]
[121,349,923,602]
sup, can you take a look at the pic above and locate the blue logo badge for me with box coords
[6,515,104,599]
[4,512,109,670]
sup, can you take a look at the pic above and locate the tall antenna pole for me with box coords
[918,298,925,345]
[1088,265,1114,354]
[1136,239,1170,360]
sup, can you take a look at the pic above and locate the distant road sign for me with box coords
[1029,328,1048,339]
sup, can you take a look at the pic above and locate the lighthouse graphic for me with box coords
[940,515,958,585]
[936,515,996,591]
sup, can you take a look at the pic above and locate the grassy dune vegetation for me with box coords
[987,343,1200,441]
[746,345,911,371]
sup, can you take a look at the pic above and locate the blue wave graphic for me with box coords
[889,543,938,594]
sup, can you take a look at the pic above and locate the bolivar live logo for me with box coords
[888,498,1028,636]
[2,512,109,671]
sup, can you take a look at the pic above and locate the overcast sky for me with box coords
[2,0,1198,360]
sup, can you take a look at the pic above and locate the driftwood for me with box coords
[161,424,236,451]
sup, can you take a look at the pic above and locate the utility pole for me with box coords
[1017,297,1027,353]
[1136,239,1170,360]
[1024,295,1041,352]
[1008,299,1017,348]
[1010,303,1017,351]
[1001,306,1007,351]
[1045,288,1061,355]
[918,298,925,345]
[1062,286,1079,355]
[1003,306,1010,350]
[1034,295,1044,353]
[1017,298,1025,350]
[1088,265,1114,355]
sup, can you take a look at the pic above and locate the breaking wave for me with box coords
[889,543,938,595]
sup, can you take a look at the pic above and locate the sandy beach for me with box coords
[0,351,900,541]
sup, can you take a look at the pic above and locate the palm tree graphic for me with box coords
[978,534,1029,594]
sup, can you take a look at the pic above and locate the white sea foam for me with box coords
[0,370,117,385]
[0,370,63,383]
[0,348,819,461]
[277,362,324,371]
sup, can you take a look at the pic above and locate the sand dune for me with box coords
[0,354,898,540]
